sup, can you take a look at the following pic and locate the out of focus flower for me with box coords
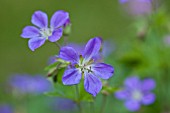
[119,0,153,16]
[0,104,13,113]
[48,56,57,65]
[51,98,76,111]
[21,10,69,51]
[58,37,114,96]
[9,74,52,95]
[115,76,156,111]
[163,35,170,45]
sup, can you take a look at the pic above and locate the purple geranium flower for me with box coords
[0,104,13,113]
[21,10,69,51]
[58,37,114,96]
[9,74,52,94]
[115,76,156,111]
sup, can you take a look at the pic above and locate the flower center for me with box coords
[40,28,53,39]
[77,58,93,74]
[132,90,143,101]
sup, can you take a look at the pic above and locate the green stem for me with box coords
[100,95,107,113]
[75,85,82,113]
[90,102,95,113]
[54,42,61,49]
[63,35,68,45]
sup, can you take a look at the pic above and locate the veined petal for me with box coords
[83,37,102,62]
[84,72,102,97]
[125,100,141,111]
[21,26,40,38]
[141,78,155,91]
[124,76,141,89]
[48,28,63,42]
[62,68,82,85]
[31,11,48,28]
[141,93,155,105]
[50,10,69,29]
[91,63,114,79]
[28,37,46,51]
[59,46,79,64]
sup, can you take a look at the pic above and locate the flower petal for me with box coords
[142,93,155,105]
[31,11,48,28]
[48,28,63,42]
[59,46,79,64]
[28,37,46,51]
[50,10,69,29]
[21,26,40,38]
[115,89,130,100]
[62,68,82,85]
[124,76,141,89]
[125,100,141,111]
[83,37,102,62]
[141,78,155,91]
[84,72,102,96]
[91,63,114,79]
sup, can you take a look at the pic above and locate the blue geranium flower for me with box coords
[21,10,69,51]
[58,37,114,96]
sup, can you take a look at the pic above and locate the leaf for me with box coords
[45,83,76,100]
[45,62,59,71]
[45,80,94,102]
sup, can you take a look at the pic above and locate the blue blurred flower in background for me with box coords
[51,98,76,112]
[115,76,156,111]
[119,0,153,16]
[9,74,52,95]
[48,56,57,65]
[21,10,69,51]
[0,104,13,113]
[164,35,170,45]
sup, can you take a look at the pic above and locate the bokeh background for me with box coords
[0,0,170,113]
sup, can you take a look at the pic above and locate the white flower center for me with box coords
[132,90,143,101]
[77,58,93,73]
[40,28,53,39]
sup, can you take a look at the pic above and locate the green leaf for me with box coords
[45,79,94,102]
[44,62,59,71]
[45,83,76,100]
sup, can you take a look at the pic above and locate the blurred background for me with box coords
[0,0,170,113]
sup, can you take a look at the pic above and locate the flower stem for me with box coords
[90,101,95,113]
[54,42,61,49]
[63,35,68,45]
[75,85,83,113]
[100,95,107,113]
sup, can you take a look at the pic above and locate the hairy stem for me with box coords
[54,42,61,49]
[100,95,107,113]
[75,85,83,113]
[90,101,95,113]
[63,35,68,45]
